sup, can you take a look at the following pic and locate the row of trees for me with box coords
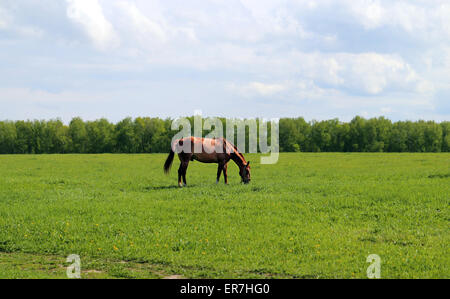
[0,116,448,154]
[280,117,449,152]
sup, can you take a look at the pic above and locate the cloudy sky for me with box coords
[1,0,449,122]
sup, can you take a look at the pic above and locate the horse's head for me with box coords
[240,161,251,184]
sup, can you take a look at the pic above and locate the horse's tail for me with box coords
[164,147,175,174]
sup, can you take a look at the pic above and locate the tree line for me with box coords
[0,116,448,154]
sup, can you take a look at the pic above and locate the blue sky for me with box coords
[0,0,449,122]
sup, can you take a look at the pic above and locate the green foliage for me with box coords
[86,119,115,153]
[114,117,136,153]
[0,117,448,153]
[0,153,448,278]
[0,121,16,154]
[69,117,88,153]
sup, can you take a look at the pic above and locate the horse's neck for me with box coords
[230,152,246,168]
[224,139,246,167]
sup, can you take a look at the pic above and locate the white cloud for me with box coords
[347,0,450,41]
[1,0,449,121]
[65,0,119,50]
[336,53,420,94]
[227,51,432,100]
[116,1,167,43]
[296,80,332,100]
[380,107,392,114]
[0,5,44,38]
[0,7,10,29]
[239,0,312,40]
[229,81,287,97]
[0,87,104,104]
[349,0,386,29]
[289,51,429,96]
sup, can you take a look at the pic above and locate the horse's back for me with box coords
[174,137,231,163]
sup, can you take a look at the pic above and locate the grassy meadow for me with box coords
[0,153,448,278]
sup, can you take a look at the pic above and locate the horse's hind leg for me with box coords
[177,153,190,187]
[181,161,189,186]
[183,161,189,186]
[178,163,183,187]
[178,161,189,187]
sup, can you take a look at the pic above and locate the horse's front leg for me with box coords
[223,163,228,184]
[216,163,224,184]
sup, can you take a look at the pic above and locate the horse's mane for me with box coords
[225,139,247,165]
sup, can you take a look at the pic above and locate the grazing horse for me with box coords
[164,137,251,187]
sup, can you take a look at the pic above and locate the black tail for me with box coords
[164,148,175,174]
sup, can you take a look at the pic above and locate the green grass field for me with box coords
[0,153,448,279]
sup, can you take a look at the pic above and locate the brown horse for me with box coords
[164,137,251,187]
